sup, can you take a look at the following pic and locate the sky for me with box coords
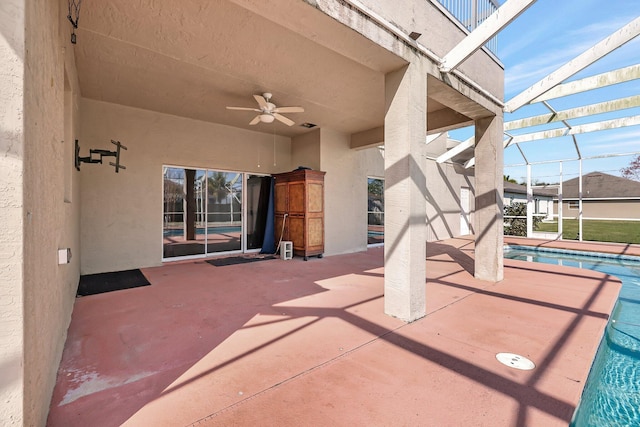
[451,0,640,185]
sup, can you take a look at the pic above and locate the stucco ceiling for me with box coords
[74,0,416,138]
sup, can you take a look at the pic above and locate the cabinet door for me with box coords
[274,182,288,214]
[307,217,323,248]
[307,182,323,213]
[288,182,306,214]
[288,216,305,250]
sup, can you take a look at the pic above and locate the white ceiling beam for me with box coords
[466,111,640,166]
[464,135,512,169]
[504,95,640,130]
[436,136,474,163]
[425,133,443,145]
[505,150,640,167]
[510,115,640,144]
[531,64,640,103]
[504,16,640,113]
[439,0,538,73]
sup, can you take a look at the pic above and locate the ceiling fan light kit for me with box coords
[260,114,275,123]
[226,92,304,127]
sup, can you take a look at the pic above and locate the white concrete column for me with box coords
[474,115,504,282]
[558,162,563,238]
[526,164,533,237]
[0,0,25,424]
[383,60,427,322]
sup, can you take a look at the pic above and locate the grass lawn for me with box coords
[536,219,640,244]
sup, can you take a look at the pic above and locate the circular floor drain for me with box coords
[496,353,535,370]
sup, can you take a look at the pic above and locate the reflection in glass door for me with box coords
[163,167,207,258]
[206,171,242,254]
[367,177,384,245]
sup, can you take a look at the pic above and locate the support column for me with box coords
[526,164,533,237]
[474,115,504,282]
[185,169,196,240]
[384,60,427,322]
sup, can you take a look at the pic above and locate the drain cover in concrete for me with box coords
[496,353,535,370]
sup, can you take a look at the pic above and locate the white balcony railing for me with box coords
[434,0,500,55]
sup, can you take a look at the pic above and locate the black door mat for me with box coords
[206,255,277,267]
[77,269,150,296]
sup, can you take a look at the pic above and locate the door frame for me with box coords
[161,164,270,262]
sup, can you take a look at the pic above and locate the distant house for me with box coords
[503,181,556,221]
[555,172,640,221]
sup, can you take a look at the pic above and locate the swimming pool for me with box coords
[504,246,640,426]
[163,226,241,237]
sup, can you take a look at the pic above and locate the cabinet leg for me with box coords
[304,256,308,261]
[318,254,323,259]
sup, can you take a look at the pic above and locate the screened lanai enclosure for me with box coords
[435,11,640,245]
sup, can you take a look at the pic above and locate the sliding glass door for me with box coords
[206,171,242,254]
[163,167,207,258]
[163,167,271,260]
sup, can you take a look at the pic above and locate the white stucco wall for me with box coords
[11,0,83,425]
[363,145,385,178]
[79,99,293,274]
[425,161,475,240]
[320,128,369,255]
[424,135,475,241]
[291,128,321,170]
[364,0,504,98]
[359,139,474,244]
[0,1,25,424]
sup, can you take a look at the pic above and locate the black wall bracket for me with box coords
[75,139,127,173]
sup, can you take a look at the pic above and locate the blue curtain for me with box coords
[260,177,276,254]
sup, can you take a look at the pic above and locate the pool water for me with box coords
[163,226,241,237]
[505,246,640,427]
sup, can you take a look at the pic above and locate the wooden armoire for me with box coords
[273,169,325,260]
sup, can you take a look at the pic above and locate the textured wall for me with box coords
[79,99,293,274]
[0,0,25,424]
[424,134,475,240]
[22,0,83,425]
[11,0,83,425]
[366,0,504,98]
[425,161,475,240]
[291,128,321,171]
[320,128,369,255]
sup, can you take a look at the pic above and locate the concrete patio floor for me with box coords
[47,237,624,426]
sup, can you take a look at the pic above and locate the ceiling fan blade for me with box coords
[273,113,295,126]
[249,115,261,125]
[253,94,269,110]
[227,106,260,111]
[273,106,304,113]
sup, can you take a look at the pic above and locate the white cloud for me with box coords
[503,13,640,97]
[582,128,640,151]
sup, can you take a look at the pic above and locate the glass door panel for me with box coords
[163,167,207,258]
[206,171,242,253]
[367,178,384,244]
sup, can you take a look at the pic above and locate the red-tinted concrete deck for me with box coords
[47,237,623,426]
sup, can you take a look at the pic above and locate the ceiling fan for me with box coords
[226,93,304,126]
